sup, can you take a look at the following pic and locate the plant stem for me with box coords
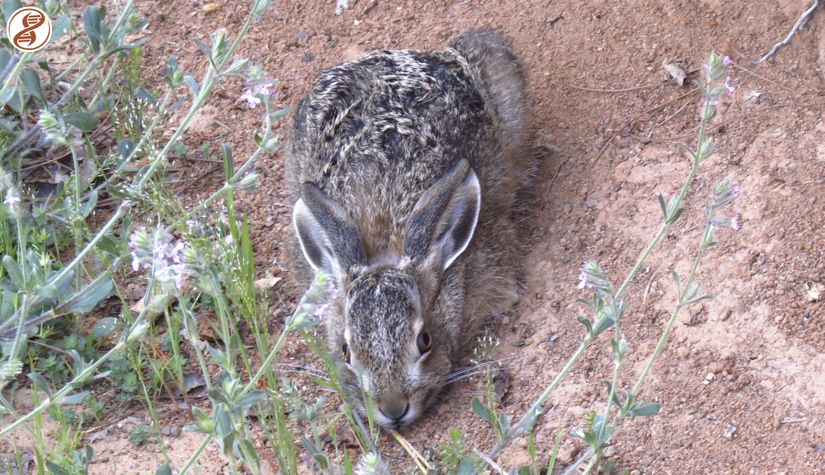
[178,437,211,475]
[0,52,31,103]
[0,340,126,438]
[488,338,589,458]
[241,327,289,394]
[628,234,706,400]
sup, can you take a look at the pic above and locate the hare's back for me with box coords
[289,50,497,203]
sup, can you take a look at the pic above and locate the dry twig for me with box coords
[759,0,820,63]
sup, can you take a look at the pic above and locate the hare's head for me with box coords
[292,159,481,429]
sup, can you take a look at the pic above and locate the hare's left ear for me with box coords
[402,159,481,271]
[293,182,366,280]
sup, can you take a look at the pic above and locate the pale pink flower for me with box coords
[724,76,736,95]
[240,82,274,109]
[3,189,19,211]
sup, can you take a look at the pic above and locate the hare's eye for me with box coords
[416,331,432,354]
[341,342,351,363]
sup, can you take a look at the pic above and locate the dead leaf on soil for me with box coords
[254,273,282,291]
[130,294,176,318]
[662,59,687,86]
[183,372,208,393]
[202,3,222,14]
[806,282,824,302]
[335,0,349,15]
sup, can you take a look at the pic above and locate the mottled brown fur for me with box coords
[285,30,531,428]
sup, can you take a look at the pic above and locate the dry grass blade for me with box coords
[473,448,507,474]
[390,430,432,473]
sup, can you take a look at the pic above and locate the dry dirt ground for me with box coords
[9,0,825,473]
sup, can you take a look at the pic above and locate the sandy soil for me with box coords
[5,0,825,473]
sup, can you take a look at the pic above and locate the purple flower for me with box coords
[240,89,261,108]
[723,56,734,66]
[3,189,19,211]
[577,268,588,289]
[129,229,190,294]
[710,215,740,231]
[712,179,740,209]
[724,76,736,95]
[240,82,274,109]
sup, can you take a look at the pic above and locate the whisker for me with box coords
[441,368,503,386]
[444,358,510,380]
[276,363,328,378]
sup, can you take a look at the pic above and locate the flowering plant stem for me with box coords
[1,0,271,443]
[489,53,731,462]
[0,340,125,439]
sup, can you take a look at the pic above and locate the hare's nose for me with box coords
[379,399,410,422]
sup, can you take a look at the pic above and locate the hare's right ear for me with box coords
[403,159,481,272]
[293,183,365,279]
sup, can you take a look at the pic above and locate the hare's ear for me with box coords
[293,183,366,278]
[403,159,481,271]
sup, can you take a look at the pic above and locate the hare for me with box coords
[285,30,531,430]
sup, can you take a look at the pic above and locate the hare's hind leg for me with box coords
[450,30,528,161]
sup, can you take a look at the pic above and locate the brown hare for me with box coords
[285,30,530,430]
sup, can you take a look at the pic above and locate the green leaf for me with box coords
[546,418,563,474]
[183,75,199,97]
[671,271,681,295]
[2,255,22,287]
[683,295,714,307]
[685,282,700,301]
[520,404,544,433]
[51,15,72,42]
[59,273,113,314]
[497,411,510,435]
[64,112,99,132]
[471,397,494,427]
[82,6,106,53]
[269,107,291,122]
[21,68,45,102]
[237,389,266,407]
[237,439,261,472]
[657,193,667,220]
[96,235,121,256]
[698,137,715,160]
[83,444,94,464]
[62,390,91,405]
[674,141,697,161]
[1,1,23,24]
[221,144,234,180]
[35,283,60,301]
[27,372,52,396]
[300,436,327,469]
[666,207,684,225]
[456,457,478,475]
[629,401,661,417]
[577,315,592,335]
[0,87,15,110]
[45,461,69,475]
[90,316,117,341]
[591,315,615,338]
[80,189,98,218]
[155,464,172,475]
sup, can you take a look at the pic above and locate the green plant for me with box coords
[0,0,742,471]
[480,52,740,473]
